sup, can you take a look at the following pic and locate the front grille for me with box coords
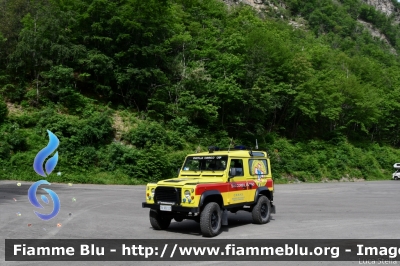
[154,187,181,205]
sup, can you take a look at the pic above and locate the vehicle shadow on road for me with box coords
[164,211,274,237]
[221,212,275,233]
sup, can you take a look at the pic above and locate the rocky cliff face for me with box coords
[226,0,397,17]
[363,0,395,16]
[357,19,397,54]
[223,0,285,9]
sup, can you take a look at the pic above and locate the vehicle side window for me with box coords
[229,159,243,176]
[249,159,268,179]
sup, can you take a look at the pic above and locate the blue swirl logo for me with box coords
[28,180,60,220]
[33,130,59,177]
[29,130,61,221]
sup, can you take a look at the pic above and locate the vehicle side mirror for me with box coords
[177,168,180,176]
[229,168,236,180]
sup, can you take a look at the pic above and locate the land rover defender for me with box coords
[142,146,276,237]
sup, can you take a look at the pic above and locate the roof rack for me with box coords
[207,146,267,157]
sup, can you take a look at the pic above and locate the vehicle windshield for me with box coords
[182,156,228,171]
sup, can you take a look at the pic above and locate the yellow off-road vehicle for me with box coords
[142,146,276,237]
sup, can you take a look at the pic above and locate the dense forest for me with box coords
[1,0,400,184]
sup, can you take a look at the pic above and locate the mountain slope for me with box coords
[1,0,400,183]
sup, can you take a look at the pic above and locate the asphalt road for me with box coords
[1,180,400,266]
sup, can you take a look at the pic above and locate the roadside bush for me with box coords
[0,123,28,159]
[76,112,114,146]
[6,128,28,152]
[0,140,11,159]
[167,131,185,150]
[133,146,171,182]
[97,143,173,181]
[8,113,40,127]
[63,146,98,169]
[0,97,8,124]
[269,137,393,182]
[166,151,190,176]
[166,116,200,141]
[37,109,113,147]
[98,143,141,175]
[126,121,168,148]
[36,109,79,138]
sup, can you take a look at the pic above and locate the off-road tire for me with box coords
[149,209,171,230]
[252,195,271,224]
[200,202,222,237]
[395,176,399,180]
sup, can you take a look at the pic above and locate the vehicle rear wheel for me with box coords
[252,195,271,224]
[200,202,222,237]
[149,209,171,230]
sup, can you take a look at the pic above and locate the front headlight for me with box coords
[151,188,155,197]
[184,190,191,199]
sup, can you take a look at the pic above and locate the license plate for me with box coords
[160,205,172,211]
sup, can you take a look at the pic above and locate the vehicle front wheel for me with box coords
[200,202,222,237]
[252,195,271,224]
[149,209,171,230]
[395,176,399,180]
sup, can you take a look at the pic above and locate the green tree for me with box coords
[8,1,85,105]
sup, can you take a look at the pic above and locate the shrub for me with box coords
[76,112,114,146]
[0,97,8,124]
[133,146,171,182]
[167,116,200,141]
[126,121,168,148]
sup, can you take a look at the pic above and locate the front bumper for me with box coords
[142,202,200,213]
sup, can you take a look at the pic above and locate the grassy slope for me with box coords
[2,101,399,185]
